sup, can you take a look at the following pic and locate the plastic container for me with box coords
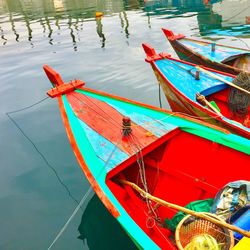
[230,207,250,241]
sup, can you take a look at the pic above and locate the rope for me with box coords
[48,187,93,250]
[127,133,161,225]
[47,136,122,249]
[6,97,81,207]
[6,96,49,114]
[158,82,162,108]
[118,179,250,238]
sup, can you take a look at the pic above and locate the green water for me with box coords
[0,0,249,249]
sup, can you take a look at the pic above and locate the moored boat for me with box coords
[143,43,250,139]
[162,29,250,75]
[44,65,250,250]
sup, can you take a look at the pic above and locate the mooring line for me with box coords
[47,137,122,249]
[48,187,94,250]
[6,97,81,208]
[6,96,49,114]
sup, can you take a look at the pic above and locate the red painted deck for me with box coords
[67,92,158,155]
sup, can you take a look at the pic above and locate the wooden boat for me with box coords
[162,29,250,75]
[143,43,250,139]
[44,65,250,250]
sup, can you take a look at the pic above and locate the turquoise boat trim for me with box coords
[76,89,250,155]
[103,101,177,137]
[62,95,160,250]
[181,38,250,63]
[154,59,233,101]
[78,120,129,172]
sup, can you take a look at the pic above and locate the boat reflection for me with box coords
[143,0,250,36]
[0,0,248,49]
[0,0,138,48]
[207,0,250,37]
[78,194,137,250]
[212,0,250,26]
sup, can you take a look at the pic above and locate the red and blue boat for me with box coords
[44,65,250,249]
[143,43,250,139]
[162,29,250,75]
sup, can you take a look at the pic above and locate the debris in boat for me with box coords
[230,206,250,241]
[228,72,250,120]
[196,93,222,115]
[211,181,250,221]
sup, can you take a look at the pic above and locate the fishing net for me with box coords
[228,72,250,116]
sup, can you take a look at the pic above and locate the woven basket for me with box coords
[175,212,234,250]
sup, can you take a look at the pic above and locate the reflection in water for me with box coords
[212,0,250,27]
[45,16,53,45]
[119,11,129,39]
[96,17,106,48]
[143,0,250,36]
[9,11,19,42]
[0,0,138,49]
[68,16,77,50]
[78,195,137,250]
[0,25,7,45]
[0,0,249,49]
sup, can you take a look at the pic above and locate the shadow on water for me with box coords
[78,194,138,250]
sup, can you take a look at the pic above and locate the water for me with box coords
[0,0,249,249]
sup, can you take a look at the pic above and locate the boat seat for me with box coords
[200,84,227,97]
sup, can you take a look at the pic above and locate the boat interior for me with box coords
[205,87,250,128]
[222,54,250,72]
[106,129,249,248]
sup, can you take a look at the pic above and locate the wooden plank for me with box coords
[67,92,158,155]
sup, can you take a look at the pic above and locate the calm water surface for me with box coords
[0,0,249,249]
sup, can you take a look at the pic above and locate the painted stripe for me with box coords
[78,120,128,172]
